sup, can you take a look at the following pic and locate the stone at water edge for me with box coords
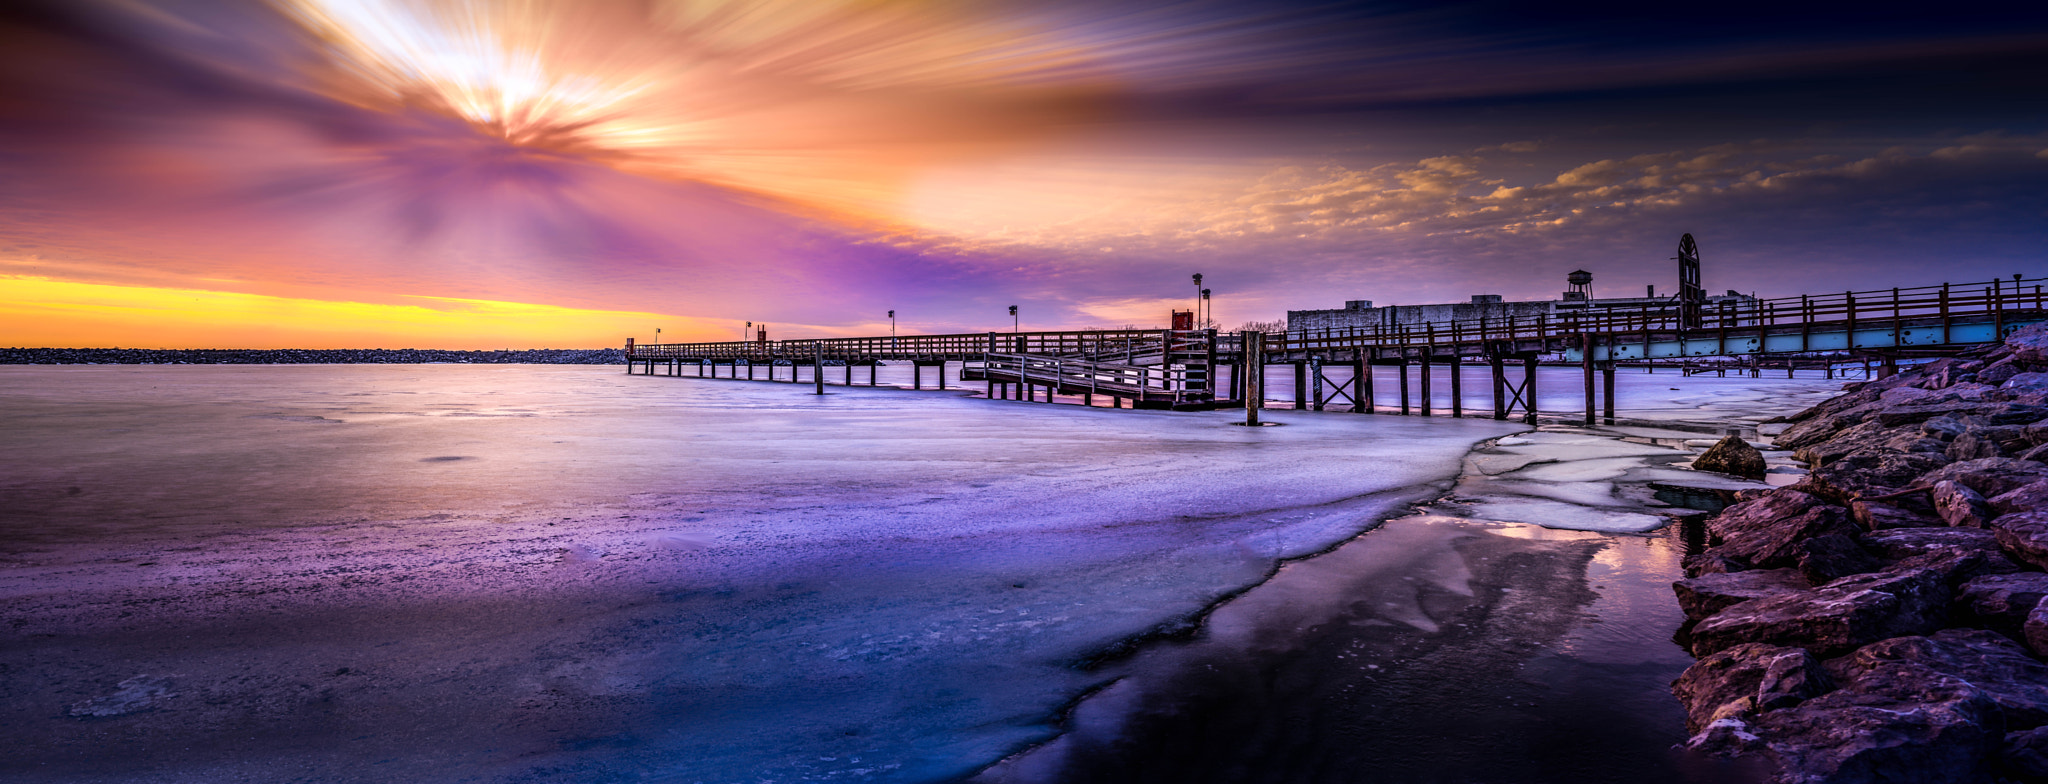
[1861,526,2004,561]
[1747,671,2000,784]
[1672,569,1810,622]
[1672,643,1833,735]
[1717,505,1860,572]
[1687,567,1949,659]
[1933,480,1993,528]
[1843,629,2048,732]
[1694,434,1768,480]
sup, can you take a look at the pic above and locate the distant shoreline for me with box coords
[0,348,626,365]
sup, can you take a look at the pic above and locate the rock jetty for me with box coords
[1671,322,2048,783]
[0,347,625,364]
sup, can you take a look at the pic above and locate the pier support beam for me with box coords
[1243,331,1264,426]
[1354,357,1372,414]
[1294,361,1308,410]
[1399,360,1411,415]
[1450,355,1463,418]
[1523,357,1539,425]
[1602,362,1617,425]
[1419,354,1432,417]
[1583,333,1596,427]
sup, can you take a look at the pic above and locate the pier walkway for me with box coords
[626,275,2046,423]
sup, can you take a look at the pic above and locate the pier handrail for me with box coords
[629,274,2045,360]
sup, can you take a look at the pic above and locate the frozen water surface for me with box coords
[0,364,1843,783]
[0,365,1516,783]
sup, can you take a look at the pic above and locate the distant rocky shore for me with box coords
[0,347,625,364]
[1670,323,2048,783]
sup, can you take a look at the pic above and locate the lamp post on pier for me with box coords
[1009,305,1018,333]
[1201,288,1212,329]
[1191,273,1203,328]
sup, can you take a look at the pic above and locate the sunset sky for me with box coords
[2,0,2044,348]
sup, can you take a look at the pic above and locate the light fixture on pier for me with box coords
[1009,305,1018,332]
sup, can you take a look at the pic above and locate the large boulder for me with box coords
[2011,322,2048,364]
[1673,568,1810,622]
[1862,526,2003,561]
[1959,572,2048,639]
[1922,415,1968,441]
[1718,505,1859,571]
[1992,510,2048,571]
[1796,534,1881,585]
[1948,428,2010,461]
[1841,629,2048,732]
[1850,499,1938,530]
[1695,434,1768,480]
[1917,457,2048,499]
[1747,668,2001,784]
[1807,451,1950,501]
[1933,480,1993,528]
[2005,725,2048,780]
[1886,546,2022,590]
[1672,643,1834,734]
[1688,567,1949,658]
[2027,599,2048,659]
[1992,479,2048,515]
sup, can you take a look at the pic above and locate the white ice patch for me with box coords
[1462,497,1670,533]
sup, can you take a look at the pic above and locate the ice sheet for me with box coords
[1459,497,1672,533]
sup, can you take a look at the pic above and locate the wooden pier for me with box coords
[626,275,2046,424]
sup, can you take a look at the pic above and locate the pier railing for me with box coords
[628,274,2045,365]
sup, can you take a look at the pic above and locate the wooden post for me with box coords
[1419,352,1432,417]
[986,333,997,400]
[844,361,853,386]
[1310,357,1325,411]
[1244,331,1264,425]
[913,362,923,390]
[1523,356,1539,425]
[1582,332,1596,427]
[1450,354,1463,418]
[1602,361,1617,425]
[813,343,825,395]
[1355,356,1372,414]
[938,362,947,391]
[1399,360,1411,415]
[1492,352,1507,420]
[1294,361,1308,410]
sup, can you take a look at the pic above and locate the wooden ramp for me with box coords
[964,348,1215,409]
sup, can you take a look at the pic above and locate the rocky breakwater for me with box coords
[1669,322,2048,783]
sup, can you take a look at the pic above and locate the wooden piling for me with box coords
[1419,353,1432,417]
[1582,332,1596,427]
[813,344,824,395]
[1522,357,1538,425]
[1244,331,1264,425]
[1355,356,1372,414]
[1449,354,1463,418]
[1399,360,1411,415]
[1602,361,1616,424]
[1294,361,1308,410]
